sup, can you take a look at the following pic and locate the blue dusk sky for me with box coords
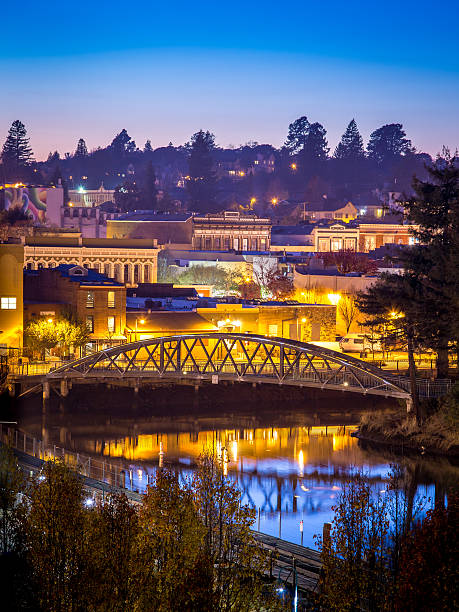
[1,0,458,160]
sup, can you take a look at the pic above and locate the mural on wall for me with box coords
[3,186,48,222]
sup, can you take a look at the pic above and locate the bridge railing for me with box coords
[0,424,140,493]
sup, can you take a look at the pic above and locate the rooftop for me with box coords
[24,264,124,287]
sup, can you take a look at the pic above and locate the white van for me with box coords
[339,334,382,355]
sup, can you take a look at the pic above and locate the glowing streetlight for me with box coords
[290,163,297,170]
[250,197,256,206]
[328,293,341,306]
[271,197,278,205]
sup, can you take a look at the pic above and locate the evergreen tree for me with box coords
[303,122,329,161]
[74,138,88,157]
[47,151,60,164]
[284,116,310,154]
[186,130,217,213]
[141,161,157,210]
[114,180,141,212]
[110,129,135,155]
[367,123,412,164]
[143,140,153,153]
[334,119,365,159]
[1,120,34,172]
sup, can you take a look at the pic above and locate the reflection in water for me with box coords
[18,400,458,549]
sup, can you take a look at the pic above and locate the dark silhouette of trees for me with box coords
[187,130,217,212]
[334,119,365,160]
[285,116,310,154]
[143,139,153,153]
[75,138,88,157]
[141,161,157,210]
[1,120,34,179]
[367,123,413,164]
[114,180,142,212]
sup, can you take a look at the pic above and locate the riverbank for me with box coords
[357,389,459,458]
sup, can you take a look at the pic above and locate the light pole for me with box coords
[134,317,145,342]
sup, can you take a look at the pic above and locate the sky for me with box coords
[1,0,458,160]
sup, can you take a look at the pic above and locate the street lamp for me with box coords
[290,163,297,171]
[134,317,145,341]
[328,293,341,306]
[271,197,278,205]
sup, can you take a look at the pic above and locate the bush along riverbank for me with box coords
[357,383,459,457]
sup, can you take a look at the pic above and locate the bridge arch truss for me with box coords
[47,333,411,399]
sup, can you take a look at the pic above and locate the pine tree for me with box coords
[1,120,34,171]
[303,122,329,161]
[284,116,310,154]
[186,130,217,213]
[334,119,365,159]
[143,140,153,153]
[74,138,88,157]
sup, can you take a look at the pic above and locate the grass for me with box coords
[359,401,459,453]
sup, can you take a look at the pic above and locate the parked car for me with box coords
[339,334,382,355]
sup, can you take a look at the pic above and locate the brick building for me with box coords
[24,265,126,352]
[192,211,271,251]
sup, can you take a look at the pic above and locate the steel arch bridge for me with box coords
[46,333,412,400]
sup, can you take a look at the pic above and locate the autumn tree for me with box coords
[135,469,212,611]
[338,294,359,334]
[322,249,379,275]
[317,474,390,611]
[395,493,459,611]
[193,451,280,611]
[25,461,91,611]
[238,279,262,300]
[267,272,294,300]
[88,493,139,612]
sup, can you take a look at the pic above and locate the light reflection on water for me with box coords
[17,401,456,549]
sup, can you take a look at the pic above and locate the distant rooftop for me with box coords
[25,264,124,287]
[114,212,193,222]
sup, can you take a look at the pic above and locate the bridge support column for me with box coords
[405,397,413,413]
[60,379,69,398]
[42,382,50,400]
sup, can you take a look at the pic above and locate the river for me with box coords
[12,384,458,549]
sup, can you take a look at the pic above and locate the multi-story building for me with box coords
[106,213,193,245]
[192,211,271,251]
[304,200,358,223]
[24,265,126,351]
[311,221,418,253]
[68,184,115,207]
[0,242,24,350]
[24,235,160,287]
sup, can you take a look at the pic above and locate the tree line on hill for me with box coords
[1,117,450,215]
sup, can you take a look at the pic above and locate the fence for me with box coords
[0,423,141,493]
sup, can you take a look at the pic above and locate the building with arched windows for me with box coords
[23,236,160,288]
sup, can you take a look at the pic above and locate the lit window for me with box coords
[86,315,94,333]
[86,291,95,308]
[268,324,278,336]
[107,316,115,333]
[108,291,115,308]
[1,297,16,310]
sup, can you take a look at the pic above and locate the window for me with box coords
[215,237,220,248]
[134,264,140,283]
[104,263,111,276]
[108,291,115,308]
[242,238,248,251]
[107,316,115,333]
[205,238,212,249]
[224,238,230,249]
[144,264,150,283]
[233,238,239,250]
[86,315,94,333]
[268,324,278,336]
[1,297,16,310]
[124,264,130,283]
[86,291,95,308]
[260,239,266,251]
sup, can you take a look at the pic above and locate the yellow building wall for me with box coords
[0,244,24,348]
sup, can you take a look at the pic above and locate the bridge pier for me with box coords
[60,379,69,398]
[405,397,413,413]
[42,381,50,400]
